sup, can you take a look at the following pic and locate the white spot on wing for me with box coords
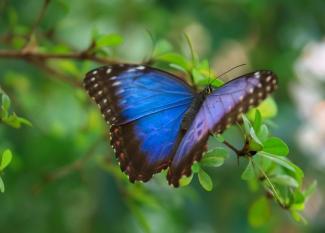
[127,68,137,72]
[92,70,98,75]
[136,66,145,70]
[116,89,125,95]
[254,72,261,79]
[106,68,112,74]
[266,76,272,82]
[112,81,121,87]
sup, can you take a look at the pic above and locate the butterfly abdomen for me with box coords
[181,93,205,130]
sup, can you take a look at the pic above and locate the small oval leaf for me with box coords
[0,176,4,193]
[241,160,256,181]
[179,174,193,187]
[198,169,213,191]
[191,162,200,173]
[0,149,13,171]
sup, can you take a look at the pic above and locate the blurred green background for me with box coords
[0,0,325,232]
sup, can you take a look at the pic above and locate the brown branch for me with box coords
[0,49,130,88]
[25,0,51,45]
[0,49,123,65]
[223,140,240,155]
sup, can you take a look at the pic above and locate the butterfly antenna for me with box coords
[210,64,247,84]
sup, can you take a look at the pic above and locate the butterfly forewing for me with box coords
[84,64,195,182]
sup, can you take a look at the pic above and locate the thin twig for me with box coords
[253,159,287,209]
[25,0,51,45]
[223,140,240,155]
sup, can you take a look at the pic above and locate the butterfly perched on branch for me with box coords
[83,64,278,186]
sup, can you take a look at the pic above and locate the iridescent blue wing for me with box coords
[167,70,278,186]
[84,64,194,182]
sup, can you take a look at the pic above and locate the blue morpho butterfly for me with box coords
[83,64,278,187]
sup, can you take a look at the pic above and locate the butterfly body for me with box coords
[84,64,278,186]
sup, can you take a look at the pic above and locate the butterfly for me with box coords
[83,64,278,187]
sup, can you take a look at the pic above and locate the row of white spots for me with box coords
[254,71,261,79]
[219,74,272,132]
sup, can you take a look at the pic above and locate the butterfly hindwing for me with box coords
[167,70,278,186]
[84,64,194,181]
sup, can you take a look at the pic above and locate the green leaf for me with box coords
[210,78,224,87]
[249,128,263,151]
[1,93,11,112]
[1,113,32,128]
[191,60,223,87]
[292,190,305,208]
[16,116,32,127]
[0,149,13,171]
[290,210,307,224]
[254,154,273,173]
[155,52,190,70]
[242,114,252,135]
[270,174,299,188]
[248,197,271,227]
[179,174,193,187]
[192,68,207,86]
[257,124,269,142]
[191,162,200,173]
[203,147,229,158]
[247,97,278,120]
[200,156,225,168]
[198,169,213,191]
[303,181,317,200]
[95,34,123,48]
[253,110,262,133]
[259,152,304,182]
[0,176,4,193]
[241,160,256,180]
[213,134,225,142]
[263,137,289,156]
